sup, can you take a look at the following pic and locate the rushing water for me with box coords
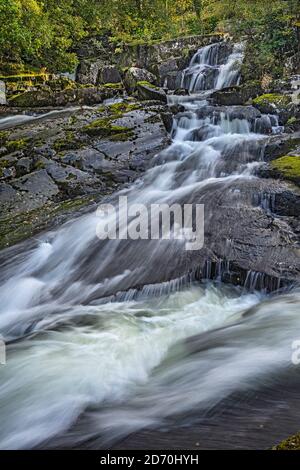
[0,41,299,449]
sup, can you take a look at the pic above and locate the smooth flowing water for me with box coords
[0,41,299,450]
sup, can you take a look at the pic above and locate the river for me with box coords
[0,40,299,450]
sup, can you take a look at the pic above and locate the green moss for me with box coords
[287,116,297,125]
[108,101,140,114]
[53,132,82,152]
[103,82,123,89]
[6,139,28,153]
[274,432,300,450]
[253,93,291,108]
[82,116,134,138]
[109,130,135,141]
[271,155,300,183]
[137,81,159,90]
[97,105,106,113]
[0,195,96,250]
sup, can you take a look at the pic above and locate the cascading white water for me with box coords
[181,41,244,92]
[0,41,293,450]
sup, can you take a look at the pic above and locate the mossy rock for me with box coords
[270,155,300,185]
[9,89,54,107]
[53,132,82,152]
[103,82,123,89]
[82,117,133,138]
[108,101,140,114]
[136,82,167,103]
[252,93,291,114]
[137,80,159,90]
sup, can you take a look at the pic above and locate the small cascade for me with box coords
[215,43,244,90]
[181,41,244,93]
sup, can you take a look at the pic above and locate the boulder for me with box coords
[164,71,182,90]
[62,148,113,173]
[136,82,167,103]
[9,90,53,107]
[8,85,123,108]
[252,93,292,115]
[152,58,179,85]
[160,112,173,133]
[0,81,6,105]
[211,83,262,106]
[75,59,104,85]
[12,169,59,198]
[124,67,156,92]
[97,65,122,85]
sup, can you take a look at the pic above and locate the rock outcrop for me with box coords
[0,99,169,249]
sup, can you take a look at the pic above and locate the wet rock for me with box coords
[2,166,16,179]
[11,169,59,198]
[137,82,167,103]
[116,34,224,70]
[274,190,300,218]
[124,67,156,93]
[173,88,189,96]
[98,65,122,85]
[0,182,17,202]
[160,112,173,133]
[152,58,179,86]
[264,132,300,161]
[62,148,113,173]
[15,157,33,177]
[211,82,262,106]
[8,85,123,108]
[252,93,292,115]
[164,71,183,90]
[9,90,53,107]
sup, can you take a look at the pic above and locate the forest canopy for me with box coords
[0,0,299,76]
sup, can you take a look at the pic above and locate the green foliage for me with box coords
[0,0,298,78]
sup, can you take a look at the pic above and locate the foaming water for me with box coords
[0,283,261,449]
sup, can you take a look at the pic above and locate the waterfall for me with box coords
[0,40,292,450]
[181,41,244,92]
